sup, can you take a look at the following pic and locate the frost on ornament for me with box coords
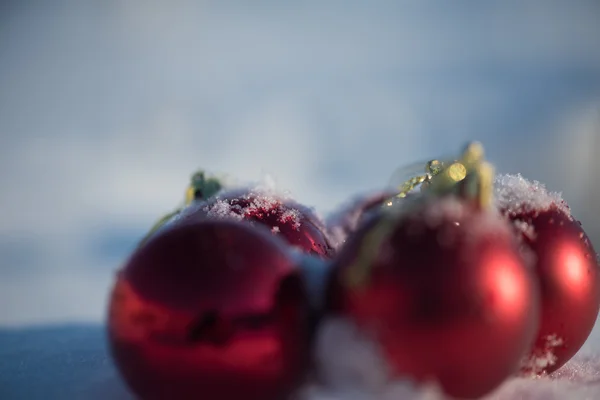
[494,174,571,219]
[494,172,600,376]
[519,334,565,377]
[204,191,303,231]
[176,183,334,258]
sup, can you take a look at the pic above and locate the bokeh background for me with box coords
[1,1,599,398]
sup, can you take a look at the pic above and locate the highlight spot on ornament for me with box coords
[497,175,599,375]
[562,244,587,286]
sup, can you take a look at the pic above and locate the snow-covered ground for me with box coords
[1,322,600,399]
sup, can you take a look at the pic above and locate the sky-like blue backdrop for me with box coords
[1,1,599,330]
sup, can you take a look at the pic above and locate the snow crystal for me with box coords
[494,174,571,218]
[202,198,244,220]
[512,219,537,241]
[520,334,565,377]
[181,185,305,229]
[280,209,302,230]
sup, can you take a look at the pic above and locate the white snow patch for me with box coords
[302,317,444,400]
[494,174,571,218]
[173,182,333,247]
[520,334,565,377]
[203,199,244,220]
[512,219,538,241]
[313,318,393,391]
[195,186,304,228]
[296,318,600,400]
[280,209,302,230]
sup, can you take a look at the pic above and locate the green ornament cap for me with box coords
[139,170,225,248]
[425,141,494,210]
[185,170,224,205]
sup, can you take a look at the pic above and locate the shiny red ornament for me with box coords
[107,219,311,400]
[495,174,600,375]
[325,196,540,399]
[326,190,396,248]
[179,188,334,258]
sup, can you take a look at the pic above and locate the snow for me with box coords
[325,173,573,250]
[201,198,246,221]
[5,322,600,400]
[280,209,303,230]
[300,317,600,400]
[299,320,600,400]
[312,318,394,392]
[494,174,571,218]
[201,186,304,229]
[174,183,307,231]
[520,334,565,376]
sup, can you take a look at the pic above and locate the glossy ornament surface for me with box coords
[108,220,310,400]
[325,144,540,399]
[326,190,398,249]
[326,197,539,399]
[179,188,334,258]
[495,174,600,375]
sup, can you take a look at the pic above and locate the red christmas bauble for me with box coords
[107,220,311,400]
[325,196,540,399]
[326,190,397,249]
[495,174,600,375]
[178,188,334,258]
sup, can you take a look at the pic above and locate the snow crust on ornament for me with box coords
[519,334,565,376]
[173,177,335,258]
[204,192,302,230]
[494,172,600,376]
[178,178,328,233]
[494,174,571,218]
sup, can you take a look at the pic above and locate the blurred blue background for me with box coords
[0,0,599,336]
[1,1,600,398]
